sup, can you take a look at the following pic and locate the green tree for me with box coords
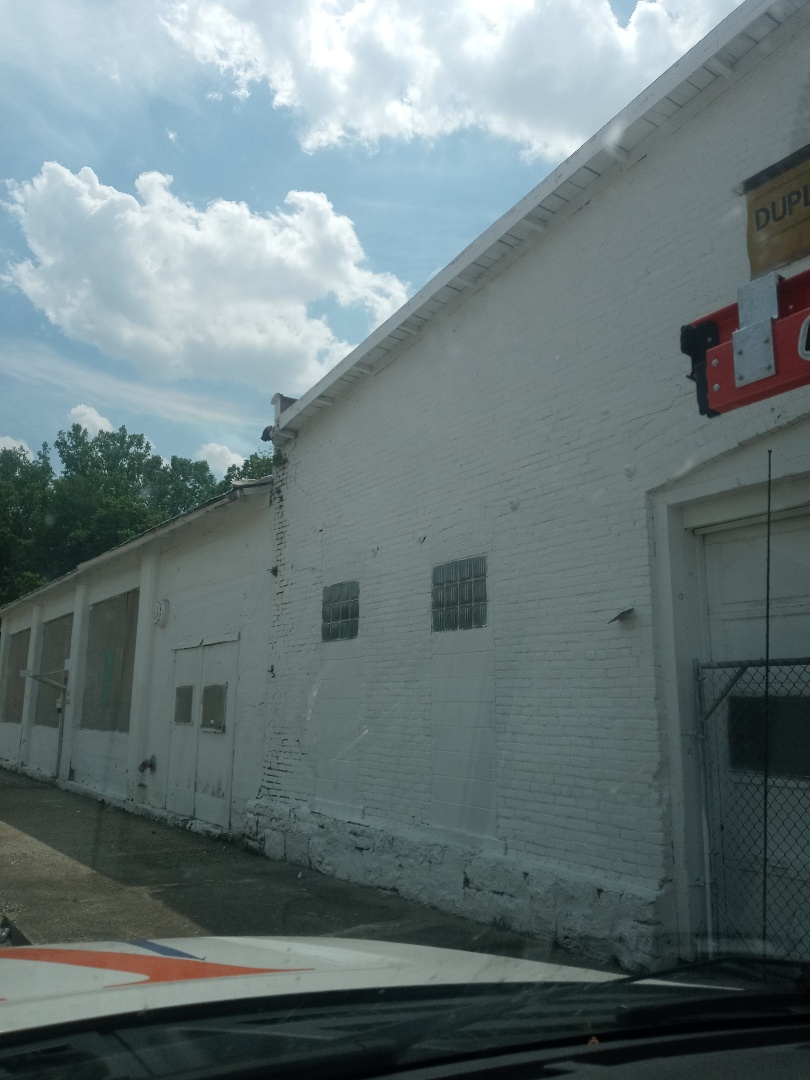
[221,449,275,485]
[0,424,247,604]
[0,445,53,606]
[143,454,221,518]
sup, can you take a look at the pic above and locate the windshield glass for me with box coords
[2,0,810,1068]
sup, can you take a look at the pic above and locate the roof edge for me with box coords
[0,478,274,619]
[270,0,807,442]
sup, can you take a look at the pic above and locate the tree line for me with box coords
[0,424,275,607]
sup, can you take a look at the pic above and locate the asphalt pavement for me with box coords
[0,768,598,966]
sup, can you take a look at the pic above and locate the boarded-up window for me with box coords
[2,629,30,725]
[200,684,226,732]
[34,613,73,728]
[728,695,810,777]
[81,589,139,732]
[174,685,194,725]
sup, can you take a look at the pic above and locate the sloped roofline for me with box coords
[267,0,809,445]
[0,476,274,618]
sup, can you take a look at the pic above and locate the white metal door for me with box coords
[703,514,810,659]
[166,647,199,817]
[166,640,238,828]
[700,512,810,957]
[194,641,237,829]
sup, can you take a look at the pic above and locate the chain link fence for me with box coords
[697,658,810,961]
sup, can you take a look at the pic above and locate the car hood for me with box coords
[0,936,620,1034]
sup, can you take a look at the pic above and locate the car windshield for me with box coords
[2,0,810,1072]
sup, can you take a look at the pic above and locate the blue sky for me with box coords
[0,0,742,474]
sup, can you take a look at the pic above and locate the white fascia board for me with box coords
[273,0,805,441]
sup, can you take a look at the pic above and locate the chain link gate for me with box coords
[696,658,810,960]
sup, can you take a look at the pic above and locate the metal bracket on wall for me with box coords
[732,272,780,387]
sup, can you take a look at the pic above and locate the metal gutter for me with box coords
[265,0,808,447]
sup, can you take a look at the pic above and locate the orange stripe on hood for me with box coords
[0,948,312,986]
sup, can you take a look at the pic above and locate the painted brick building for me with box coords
[253,0,810,967]
[2,0,810,970]
[0,480,274,837]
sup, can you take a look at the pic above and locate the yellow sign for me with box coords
[747,156,810,276]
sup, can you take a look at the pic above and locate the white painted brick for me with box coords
[256,21,810,965]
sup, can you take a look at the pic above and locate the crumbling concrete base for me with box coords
[260,806,674,971]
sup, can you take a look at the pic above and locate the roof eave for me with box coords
[270,0,807,443]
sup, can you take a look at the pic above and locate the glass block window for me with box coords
[432,555,487,632]
[174,685,194,725]
[322,580,359,641]
[201,684,226,732]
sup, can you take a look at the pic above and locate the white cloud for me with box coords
[2,339,268,432]
[162,0,743,160]
[4,163,408,394]
[68,403,114,436]
[196,441,244,476]
[0,436,32,455]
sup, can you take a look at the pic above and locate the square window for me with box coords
[321,580,360,641]
[174,685,193,725]
[431,556,487,632]
[200,684,226,731]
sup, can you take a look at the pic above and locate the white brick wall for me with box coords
[0,490,275,838]
[257,18,810,968]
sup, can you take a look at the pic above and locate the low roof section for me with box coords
[0,476,274,620]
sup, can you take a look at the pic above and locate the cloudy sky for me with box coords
[1,0,743,474]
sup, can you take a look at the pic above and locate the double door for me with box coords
[166,639,238,828]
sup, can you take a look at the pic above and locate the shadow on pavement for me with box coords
[0,769,600,968]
